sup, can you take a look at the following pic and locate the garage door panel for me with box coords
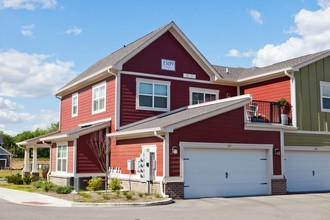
[184,148,268,198]
[286,151,330,192]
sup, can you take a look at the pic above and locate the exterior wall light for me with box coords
[172,146,178,154]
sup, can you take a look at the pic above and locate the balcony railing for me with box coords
[246,100,292,125]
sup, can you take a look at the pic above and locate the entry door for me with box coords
[183,148,268,198]
[285,151,330,192]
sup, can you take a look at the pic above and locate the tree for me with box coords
[88,129,110,192]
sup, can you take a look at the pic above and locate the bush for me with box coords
[86,177,103,191]
[22,175,33,185]
[102,194,110,200]
[154,193,161,198]
[6,173,23,185]
[55,185,72,194]
[125,192,133,200]
[109,178,122,191]
[43,181,57,192]
[32,180,45,189]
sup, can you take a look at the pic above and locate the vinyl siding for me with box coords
[169,108,282,176]
[285,133,330,146]
[60,76,116,132]
[113,137,163,176]
[295,56,330,131]
[241,77,291,103]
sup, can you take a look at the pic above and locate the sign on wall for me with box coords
[161,59,175,71]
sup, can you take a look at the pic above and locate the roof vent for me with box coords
[226,67,230,74]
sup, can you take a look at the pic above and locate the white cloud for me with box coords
[0,109,35,124]
[65,26,83,36]
[21,24,35,37]
[0,0,56,10]
[0,49,76,98]
[253,2,330,67]
[31,109,58,130]
[248,9,263,24]
[0,97,22,110]
[226,49,256,57]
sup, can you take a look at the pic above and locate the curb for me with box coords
[71,198,173,207]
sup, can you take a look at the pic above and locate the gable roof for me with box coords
[16,131,61,146]
[0,146,12,156]
[56,21,222,97]
[213,49,330,82]
[108,94,251,139]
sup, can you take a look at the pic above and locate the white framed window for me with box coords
[136,78,170,111]
[72,93,78,117]
[320,81,330,112]
[189,87,219,105]
[57,142,68,172]
[92,82,106,114]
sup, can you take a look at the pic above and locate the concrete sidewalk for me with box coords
[0,187,73,207]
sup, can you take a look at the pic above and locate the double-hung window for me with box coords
[320,81,330,112]
[92,82,106,114]
[72,93,78,117]
[57,143,68,172]
[136,78,170,111]
[189,87,219,105]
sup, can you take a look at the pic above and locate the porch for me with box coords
[246,100,292,125]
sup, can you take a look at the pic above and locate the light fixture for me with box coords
[172,146,178,154]
[274,148,280,155]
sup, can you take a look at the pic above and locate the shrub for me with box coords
[125,192,133,200]
[6,173,23,185]
[109,178,122,191]
[78,192,91,199]
[22,175,33,185]
[86,177,103,191]
[138,193,144,198]
[43,181,57,192]
[55,185,72,194]
[102,194,110,200]
[32,180,45,189]
[154,193,161,198]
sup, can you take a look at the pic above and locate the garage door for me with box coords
[285,151,330,192]
[183,148,269,198]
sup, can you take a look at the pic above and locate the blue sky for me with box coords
[1,0,330,135]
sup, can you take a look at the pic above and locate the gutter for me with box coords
[154,131,169,198]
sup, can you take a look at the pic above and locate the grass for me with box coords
[0,170,21,178]
[0,183,39,192]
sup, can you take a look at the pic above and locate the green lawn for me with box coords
[0,183,39,192]
[0,170,21,178]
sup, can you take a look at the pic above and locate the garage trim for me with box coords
[285,146,330,152]
[179,142,273,195]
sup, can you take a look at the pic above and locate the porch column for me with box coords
[23,147,30,174]
[32,147,38,174]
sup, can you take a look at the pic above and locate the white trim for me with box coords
[55,66,114,96]
[179,142,273,195]
[285,130,330,134]
[73,139,77,175]
[188,94,251,109]
[285,146,330,152]
[107,127,162,138]
[115,73,121,130]
[50,172,75,178]
[165,176,183,183]
[189,87,219,105]
[272,175,285,179]
[56,142,68,173]
[92,81,106,114]
[71,93,78,117]
[78,118,111,128]
[121,70,224,85]
[280,129,285,176]
[0,158,8,168]
[136,78,171,112]
[237,68,292,83]
[292,51,330,71]
[165,133,170,177]
[320,81,330,112]
[245,123,298,132]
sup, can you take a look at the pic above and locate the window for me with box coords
[57,143,68,172]
[72,93,78,117]
[320,81,330,112]
[136,78,170,111]
[189,87,219,105]
[92,82,106,114]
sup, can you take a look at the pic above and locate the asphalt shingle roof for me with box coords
[116,96,250,133]
[213,49,330,80]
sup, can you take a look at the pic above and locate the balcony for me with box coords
[246,100,292,125]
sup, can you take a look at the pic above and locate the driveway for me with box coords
[1,193,330,220]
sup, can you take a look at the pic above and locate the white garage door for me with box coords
[183,148,269,198]
[285,151,330,192]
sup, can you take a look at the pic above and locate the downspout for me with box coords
[284,70,297,127]
[154,131,169,198]
[42,141,52,181]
